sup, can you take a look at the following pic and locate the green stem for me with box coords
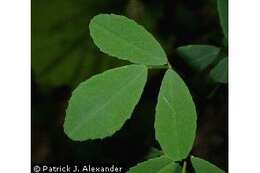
[148,64,169,69]
[182,161,187,173]
[167,61,173,69]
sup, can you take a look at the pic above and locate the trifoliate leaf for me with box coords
[155,69,197,161]
[89,14,168,66]
[64,64,147,141]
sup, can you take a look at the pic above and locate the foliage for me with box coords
[177,0,228,84]
[209,57,228,83]
[217,0,228,39]
[191,156,225,173]
[63,13,225,172]
[155,69,196,161]
[177,45,220,71]
[128,156,181,173]
[89,14,167,66]
[64,64,147,141]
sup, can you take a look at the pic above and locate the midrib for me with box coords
[92,21,163,62]
[162,95,181,157]
[69,71,145,135]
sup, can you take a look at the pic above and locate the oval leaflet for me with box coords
[64,64,148,141]
[155,69,197,161]
[191,156,225,173]
[89,14,168,66]
[177,45,220,71]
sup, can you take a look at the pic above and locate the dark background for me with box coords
[32,0,228,172]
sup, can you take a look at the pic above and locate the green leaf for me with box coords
[128,156,181,173]
[177,45,220,71]
[64,64,148,141]
[217,0,228,39]
[209,57,228,83]
[155,69,197,161]
[158,164,182,173]
[89,14,168,66]
[191,156,225,173]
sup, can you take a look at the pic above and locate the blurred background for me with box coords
[32,0,228,172]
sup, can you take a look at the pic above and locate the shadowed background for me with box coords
[32,0,228,172]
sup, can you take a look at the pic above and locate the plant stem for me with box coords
[167,61,173,69]
[182,161,187,173]
[148,64,169,69]
[147,61,172,70]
